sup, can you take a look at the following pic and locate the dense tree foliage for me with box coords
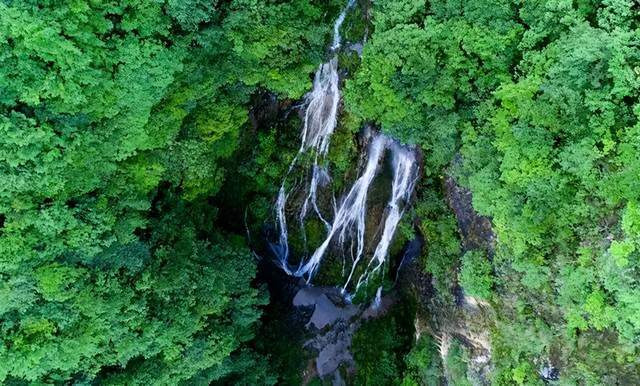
[4,0,640,384]
[352,299,416,385]
[459,250,494,300]
[0,0,341,383]
[346,0,640,384]
[401,335,444,385]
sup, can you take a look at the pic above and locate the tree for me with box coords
[0,0,340,383]
[459,250,494,300]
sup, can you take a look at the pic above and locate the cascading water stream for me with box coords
[331,0,356,50]
[273,186,293,274]
[273,0,354,269]
[271,0,420,296]
[352,142,418,291]
[294,133,418,294]
[295,134,388,280]
[300,164,332,232]
[298,58,340,232]
[372,286,383,310]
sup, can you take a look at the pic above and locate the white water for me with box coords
[272,186,293,274]
[273,59,339,269]
[293,133,418,294]
[272,0,419,294]
[372,286,383,310]
[296,134,388,279]
[273,0,354,268]
[299,59,340,156]
[332,0,356,51]
[353,141,418,291]
[300,165,333,232]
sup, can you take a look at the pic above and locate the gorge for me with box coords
[271,0,419,299]
[3,0,639,384]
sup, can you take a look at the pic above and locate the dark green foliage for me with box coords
[353,315,404,385]
[401,335,443,386]
[352,297,416,385]
[254,297,309,386]
[327,114,360,193]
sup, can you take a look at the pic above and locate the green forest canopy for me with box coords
[0,0,341,383]
[345,0,640,384]
[1,0,639,385]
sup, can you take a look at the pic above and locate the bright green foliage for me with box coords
[459,3,640,381]
[0,0,340,383]
[345,0,521,171]
[459,250,494,300]
[223,0,342,98]
[414,188,461,299]
[401,335,443,385]
[1,195,270,384]
[345,0,640,383]
[5,0,640,383]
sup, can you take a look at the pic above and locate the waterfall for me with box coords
[273,0,355,269]
[272,58,339,270]
[353,142,418,291]
[299,58,340,156]
[298,58,340,232]
[271,0,420,295]
[331,0,356,50]
[300,165,332,232]
[294,133,418,295]
[272,186,293,274]
[372,286,383,310]
[296,134,388,279]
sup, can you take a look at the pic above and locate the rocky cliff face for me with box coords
[444,174,495,254]
[440,174,497,385]
[393,171,497,386]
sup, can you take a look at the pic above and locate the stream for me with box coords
[264,1,421,383]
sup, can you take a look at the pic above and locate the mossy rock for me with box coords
[313,253,347,287]
[287,217,328,266]
[343,0,369,43]
[338,50,361,77]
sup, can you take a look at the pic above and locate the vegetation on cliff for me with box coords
[346,0,640,384]
[0,0,341,383]
[2,0,639,384]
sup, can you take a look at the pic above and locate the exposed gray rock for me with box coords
[293,285,393,380]
[293,287,359,330]
[347,42,364,56]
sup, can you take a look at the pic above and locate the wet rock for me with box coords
[401,252,495,385]
[347,42,364,56]
[393,234,424,283]
[293,285,394,381]
[540,363,560,382]
[311,322,357,377]
[293,287,359,330]
[249,92,292,132]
